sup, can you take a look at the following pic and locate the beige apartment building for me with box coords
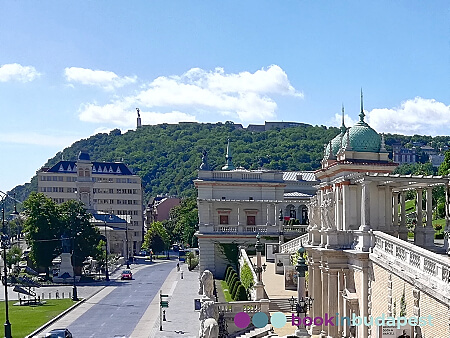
[37,150,143,254]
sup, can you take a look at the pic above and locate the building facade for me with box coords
[305,102,450,337]
[37,150,143,254]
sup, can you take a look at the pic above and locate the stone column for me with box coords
[320,267,329,337]
[342,183,350,231]
[266,203,270,226]
[338,270,345,337]
[385,185,393,233]
[360,181,370,231]
[356,181,372,251]
[445,185,450,253]
[360,263,369,338]
[422,187,436,248]
[414,188,423,246]
[393,192,399,227]
[398,191,409,240]
[327,270,339,338]
[309,257,322,335]
[335,186,342,231]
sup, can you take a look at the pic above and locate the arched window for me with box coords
[85,169,90,177]
[285,204,296,219]
[78,169,84,177]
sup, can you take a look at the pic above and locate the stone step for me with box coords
[235,324,273,338]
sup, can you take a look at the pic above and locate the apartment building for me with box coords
[37,150,143,254]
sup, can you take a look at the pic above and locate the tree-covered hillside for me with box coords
[8,121,450,208]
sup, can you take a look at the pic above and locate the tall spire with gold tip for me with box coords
[222,138,236,171]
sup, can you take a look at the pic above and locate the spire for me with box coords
[340,104,346,133]
[359,88,365,122]
[222,138,235,171]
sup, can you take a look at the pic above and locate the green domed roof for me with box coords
[325,107,347,157]
[342,112,381,152]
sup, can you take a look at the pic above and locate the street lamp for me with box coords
[104,215,110,282]
[279,208,284,245]
[0,192,13,338]
[125,219,130,269]
[71,230,82,301]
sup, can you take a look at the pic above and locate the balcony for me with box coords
[199,223,308,235]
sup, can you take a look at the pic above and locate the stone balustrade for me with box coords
[215,299,270,319]
[372,231,450,298]
[201,223,305,235]
[280,233,309,253]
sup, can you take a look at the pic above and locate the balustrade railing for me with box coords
[280,233,309,253]
[203,224,305,235]
[372,231,450,292]
[215,299,270,317]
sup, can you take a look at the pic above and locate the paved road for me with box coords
[67,261,176,338]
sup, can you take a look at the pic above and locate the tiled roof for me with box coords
[282,171,317,182]
[47,161,134,175]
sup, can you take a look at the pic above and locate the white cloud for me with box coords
[0,63,41,82]
[80,102,196,126]
[65,67,136,91]
[367,97,450,136]
[0,132,79,147]
[330,113,357,129]
[78,65,302,125]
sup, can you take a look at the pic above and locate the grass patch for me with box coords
[0,298,76,338]
[405,199,415,212]
[220,280,233,302]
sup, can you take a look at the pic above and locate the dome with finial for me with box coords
[326,105,348,157]
[340,90,381,153]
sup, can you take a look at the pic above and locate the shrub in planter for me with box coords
[235,285,248,301]
[229,276,238,292]
[232,281,242,300]
[228,271,237,285]
[224,266,233,281]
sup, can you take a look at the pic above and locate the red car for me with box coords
[121,269,132,280]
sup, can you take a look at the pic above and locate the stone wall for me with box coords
[371,261,450,337]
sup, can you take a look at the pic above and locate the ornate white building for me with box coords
[305,100,450,337]
[195,142,318,279]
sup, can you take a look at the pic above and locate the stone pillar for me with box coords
[360,262,369,338]
[398,191,409,240]
[356,181,372,251]
[385,185,393,233]
[266,204,271,226]
[342,183,350,231]
[415,188,423,246]
[338,270,345,337]
[320,267,329,337]
[422,187,436,248]
[360,181,370,231]
[393,192,399,227]
[445,185,450,253]
[327,270,339,338]
[309,256,322,335]
[335,186,342,231]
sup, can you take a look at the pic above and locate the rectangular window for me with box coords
[220,215,229,225]
[110,199,115,204]
[247,216,256,226]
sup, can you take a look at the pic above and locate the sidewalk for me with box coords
[147,264,201,338]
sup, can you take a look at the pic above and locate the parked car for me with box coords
[138,250,148,256]
[121,269,132,280]
[44,328,73,338]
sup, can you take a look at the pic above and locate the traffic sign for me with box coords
[160,294,169,297]
[160,301,169,307]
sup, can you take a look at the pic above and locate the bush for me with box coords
[224,266,233,280]
[188,257,199,271]
[228,276,238,292]
[231,281,242,300]
[235,285,248,301]
[227,271,237,285]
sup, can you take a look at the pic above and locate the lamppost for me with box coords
[288,244,313,337]
[253,234,267,300]
[125,219,130,269]
[0,193,12,338]
[71,230,82,301]
[279,208,284,245]
[104,215,110,281]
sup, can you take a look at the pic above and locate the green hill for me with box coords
[7,122,450,210]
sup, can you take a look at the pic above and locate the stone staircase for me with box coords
[233,324,274,338]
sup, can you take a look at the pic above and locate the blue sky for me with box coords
[1,1,449,191]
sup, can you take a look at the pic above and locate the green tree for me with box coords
[23,192,61,275]
[142,221,170,254]
[168,198,199,247]
[23,193,101,275]
[6,245,22,269]
[58,199,101,267]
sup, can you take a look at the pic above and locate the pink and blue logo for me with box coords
[234,312,287,329]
